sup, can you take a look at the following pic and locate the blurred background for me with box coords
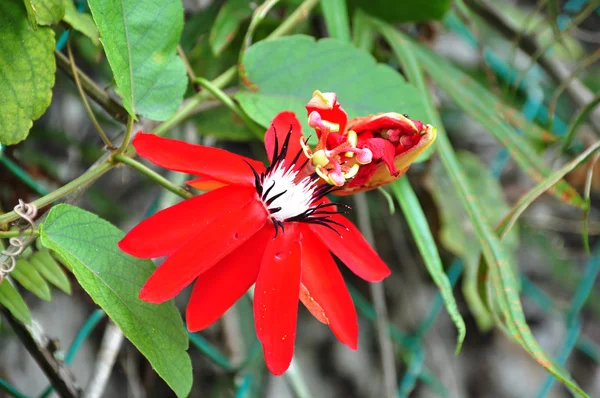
[1,0,600,397]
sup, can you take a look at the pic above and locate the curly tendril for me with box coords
[0,200,38,284]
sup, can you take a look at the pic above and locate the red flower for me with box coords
[119,112,390,375]
[302,90,437,195]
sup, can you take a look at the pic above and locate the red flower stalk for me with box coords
[302,90,437,195]
[119,112,390,375]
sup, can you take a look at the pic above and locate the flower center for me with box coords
[246,125,350,237]
[301,112,373,187]
[259,162,318,222]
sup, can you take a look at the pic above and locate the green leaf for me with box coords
[63,0,99,44]
[368,18,439,161]
[40,204,192,397]
[352,9,375,52]
[88,0,188,121]
[391,177,466,352]
[0,0,55,146]
[0,278,32,325]
[496,141,600,240]
[321,0,351,43]
[11,259,52,301]
[30,250,72,295]
[209,0,253,56]
[194,105,254,142]
[30,0,65,26]
[237,35,427,141]
[428,152,519,329]
[347,0,450,23]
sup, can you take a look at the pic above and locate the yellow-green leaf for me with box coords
[0,278,32,325]
[62,0,99,44]
[11,259,52,301]
[30,250,72,295]
[0,0,56,146]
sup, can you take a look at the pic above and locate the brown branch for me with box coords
[55,50,129,124]
[1,305,81,398]
[467,0,600,132]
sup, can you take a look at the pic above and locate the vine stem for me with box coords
[116,115,134,154]
[112,154,193,199]
[67,38,113,149]
[0,161,113,227]
[0,230,39,238]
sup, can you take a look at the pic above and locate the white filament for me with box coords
[261,162,318,221]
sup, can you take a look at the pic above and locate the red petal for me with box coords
[186,225,272,331]
[186,177,228,191]
[305,93,348,134]
[254,223,301,375]
[139,199,268,303]
[119,185,255,258]
[309,215,390,282]
[299,226,358,349]
[380,139,399,175]
[347,113,419,134]
[133,132,265,185]
[348,162,377,188]
[264,112,304,167]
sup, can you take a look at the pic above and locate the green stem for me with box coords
[112,155,193,199]
[67,38,113,149]
[55,51,128,124]
[117,115,134,154]
[267,0,320,40]
[0,161,114,228]
[194,77,264,139]
[0,230,39,238]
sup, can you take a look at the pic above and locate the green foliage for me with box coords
[383,29,589,396]
[0,278,31,325]
[209,0,253,56]
[40,204,192,397]
[347,0,450,23]
[237,35,427,140]
[391,177,466,351]
[428,152,518,329]
[194,105,255,142]
[30,249,72,294]
[321,0,351,42]
[27,0,65,26]
[11,259,52,301]
[412,43,585,209]
[0,0,55,146]
[88,0,188,121]
[62,0,99,44]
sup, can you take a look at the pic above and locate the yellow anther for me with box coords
[347,130,357,147]
[344,164,360,180]
[345,130,358,157]
[321,119,340,132]
[311,150,329,167]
